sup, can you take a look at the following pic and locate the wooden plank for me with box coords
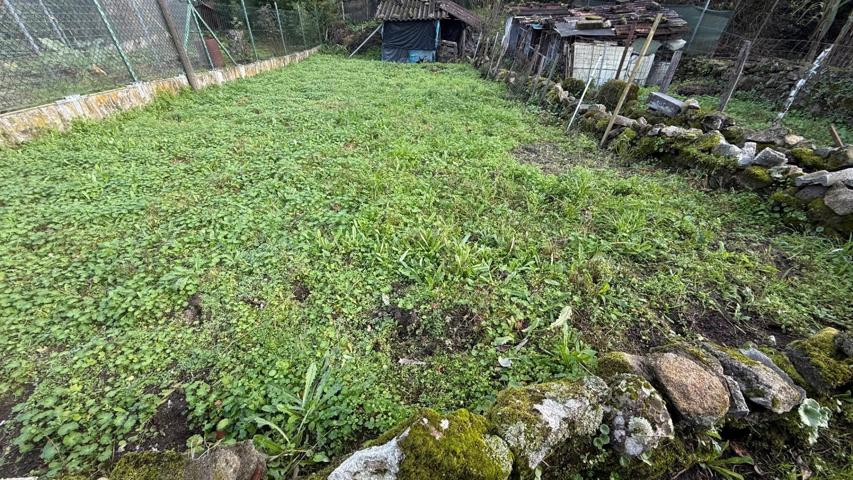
[659,49,683,93]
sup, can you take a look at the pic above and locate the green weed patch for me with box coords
[0,55,850,477]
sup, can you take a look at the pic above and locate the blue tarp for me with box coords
[381,20,440,63]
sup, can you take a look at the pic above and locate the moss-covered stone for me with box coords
[791,147,828,170]
[111,451,187,480]
[396,408,512,480]
[757,346,811,393]
[608,127,637,155]
[606,374,673,456]
[488,377,608,477]
[786,327,853,393]
[692,131,724,152]
[721,125,746,145]
[596,352,648,380]
[807,197,853,235]
[632,135,667,159]
[770,188,806,209]
[738,165,773,190]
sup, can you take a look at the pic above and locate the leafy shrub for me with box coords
[597,79,638,110]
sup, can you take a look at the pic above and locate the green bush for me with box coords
[597,79,638,110]
[561,77,587,98]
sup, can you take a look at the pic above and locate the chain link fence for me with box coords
[0,0,323,114]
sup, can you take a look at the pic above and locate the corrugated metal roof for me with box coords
[376,0,446,21]
[439,1,482,29]
[376,0,481,28]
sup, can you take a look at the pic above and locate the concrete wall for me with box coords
[0,46,322,147]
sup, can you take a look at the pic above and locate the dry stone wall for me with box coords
[106,328,851,479]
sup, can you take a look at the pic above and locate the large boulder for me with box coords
[705,344,805,414]
[648,352,730,426]
[606,374,674,457]
[489,377,608,473]
[786,328,853,394]
[329,409,512,480]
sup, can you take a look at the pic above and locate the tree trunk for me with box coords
[807,0,841,61]
[827,9,853,67]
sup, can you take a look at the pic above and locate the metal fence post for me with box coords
[91,0,137,82]
[314,3,322,44]
[182,2,193,47]
[686,0,710,53]
[718,40,752,112]
[191,4,238,66]
[239,0,259,61]
[298,3,307,46]
[7,0,41,54]
[274,1,288,54]
[194,9,214,68]
[37,0,69,45]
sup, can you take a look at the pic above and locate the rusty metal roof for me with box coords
[509,1,688,40]
[376,0,445,21]
[376,0,481,29]
[439,1,482,29]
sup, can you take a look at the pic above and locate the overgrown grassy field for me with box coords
[1,54,851,477]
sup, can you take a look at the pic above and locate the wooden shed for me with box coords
[375,0,481,62]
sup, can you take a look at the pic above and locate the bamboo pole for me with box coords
[599,14,663,147]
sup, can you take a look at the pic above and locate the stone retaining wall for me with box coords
[0,46,321,147]
[110,327,851,480]
[535,76,853,235]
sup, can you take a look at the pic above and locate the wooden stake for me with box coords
[615,24,637,80]
[600,14,663,147]
[659,50,682,93]
[829,124,845,148]
[718,40,751,112]
[157,0,199,90]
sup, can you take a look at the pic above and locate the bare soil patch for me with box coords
[381,304,483,361]
[0,387,41,477]
[126,390,194,454]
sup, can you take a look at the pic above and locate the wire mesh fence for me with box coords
[0,0,324,114]
[339,0,376,23]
